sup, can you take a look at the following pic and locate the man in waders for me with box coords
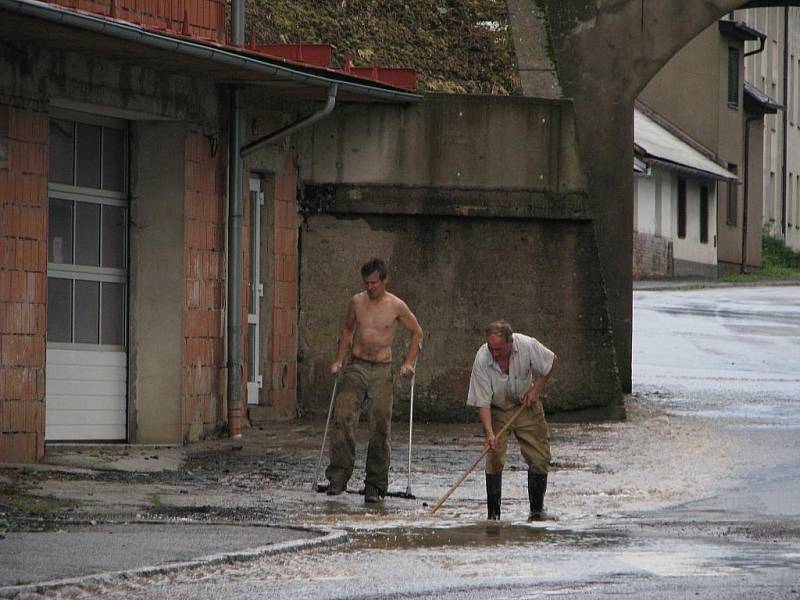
[325,258,423,503]
[467,320,556,521]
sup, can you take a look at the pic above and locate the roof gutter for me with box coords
[0,0,421,103]
[646,157,738,183]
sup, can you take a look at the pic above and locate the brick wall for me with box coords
[182,130,226,442]
[0,101,48,463]
[268,171,298,418]
[633,231,672,279]
[44,0,226,42]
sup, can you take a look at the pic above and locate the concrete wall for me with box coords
[298,215,621,421]
[294,95,622,419]
[541,0,748,392]
[298,95,586,194]
[129,122,186,444]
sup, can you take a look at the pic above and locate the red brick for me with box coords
[0,431,39,463]
[0,367,36,400]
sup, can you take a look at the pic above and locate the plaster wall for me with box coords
[671,178,718,267]
[638,26,722,152]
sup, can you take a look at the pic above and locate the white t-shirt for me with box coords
[466,333,555,410]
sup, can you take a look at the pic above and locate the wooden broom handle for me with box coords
[430,403,527,514]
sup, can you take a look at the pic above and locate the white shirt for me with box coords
[466,333,555,410]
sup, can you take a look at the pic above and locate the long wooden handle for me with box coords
[430,403,527,514]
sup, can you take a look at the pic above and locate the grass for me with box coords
[719,234,800,282]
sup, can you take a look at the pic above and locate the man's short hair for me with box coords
[485,320,513,342]
[361,258,387,280]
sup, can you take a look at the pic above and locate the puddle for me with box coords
[347,523,624,551]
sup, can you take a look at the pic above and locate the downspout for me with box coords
[781,7,789,239]
[741,115,760,274]
[227,88,243,437]
[226,1,245,437]
[240,85,338,158]
[226,35,338,437]
[741,27,769,274]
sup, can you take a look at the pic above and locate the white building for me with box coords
[633,108,737,278]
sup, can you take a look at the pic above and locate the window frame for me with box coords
[47,111,129,351]
[699,185,709,244]
[728,46,740,109]
[677,178,687,240]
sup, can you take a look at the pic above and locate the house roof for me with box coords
[744,82,782,114]
[718,20,765,43]
[0,0,421,104]
[634,109,738,182]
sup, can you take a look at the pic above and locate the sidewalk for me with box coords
[0,434,347,597]
[634,276,800,291]
[0,397,751,597]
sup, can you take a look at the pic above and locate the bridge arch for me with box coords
[540,0,794,391]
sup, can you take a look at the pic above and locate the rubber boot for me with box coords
[486,473,502,520]
[527,472,548,521]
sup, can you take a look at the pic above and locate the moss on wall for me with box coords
[247,0,522,94]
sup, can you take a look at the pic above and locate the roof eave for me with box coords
[646,156,738,183]
[0,0,422,103]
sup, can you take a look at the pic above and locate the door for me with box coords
[247,176,264,405]
[45,111,128,440]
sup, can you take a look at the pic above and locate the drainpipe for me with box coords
[227,87,244,437]
[781,7,789,239]
[227,82,338,436]
[231,0,245,45]
[240,85,339,158]
[226,1,245,437]
[742,115,761,274]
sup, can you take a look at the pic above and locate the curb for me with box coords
[0,523,346,598]
[634,279,800,292]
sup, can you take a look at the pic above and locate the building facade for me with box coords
[734,7,800,251]
[1,0,628,463]
[636,19,772,275]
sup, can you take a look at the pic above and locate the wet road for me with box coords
[57,285,800,599]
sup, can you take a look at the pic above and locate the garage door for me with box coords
[45,111,128,441]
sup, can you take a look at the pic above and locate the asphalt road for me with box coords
[7,284,800,599]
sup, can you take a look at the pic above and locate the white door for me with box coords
[45,111,128,441]
[247,176,263,405]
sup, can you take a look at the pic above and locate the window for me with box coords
[677,179,687,239]
[728,46,740,107]
[47,114,128,348]
[700,185,709,244]
[726,164,738,225]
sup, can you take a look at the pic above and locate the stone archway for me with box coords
[538,0,783,392]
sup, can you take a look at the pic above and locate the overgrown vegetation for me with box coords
[721,233,800,282]
[247,0,521,94]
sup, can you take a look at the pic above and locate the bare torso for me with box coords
[350,291,404,363]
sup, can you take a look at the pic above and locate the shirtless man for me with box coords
[325,258,423,503]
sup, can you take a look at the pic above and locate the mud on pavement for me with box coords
[0,393,750,535]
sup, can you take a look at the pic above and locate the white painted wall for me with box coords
[634,165,718,267]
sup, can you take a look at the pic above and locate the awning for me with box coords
[0,0,421,104]
[634,109,738,182]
